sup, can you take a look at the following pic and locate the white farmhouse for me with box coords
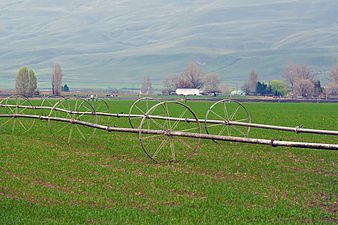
[176,88,201,96]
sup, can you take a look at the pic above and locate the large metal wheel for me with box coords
[205,99,251,140]
[48,98,98,143]
[129,97,160,128]
[139,101,201,163]
[0,95,36,134]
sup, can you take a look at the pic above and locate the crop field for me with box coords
[0,100,337,224]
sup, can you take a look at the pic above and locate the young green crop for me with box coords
[0,100,337,224]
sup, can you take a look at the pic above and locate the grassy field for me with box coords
[0,100,337,224]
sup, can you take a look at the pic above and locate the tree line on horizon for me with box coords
[158,61,338,98]
[241,62,338,98]
[3,61,338,98]
[13,64,69,97]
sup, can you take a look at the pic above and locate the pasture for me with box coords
[0,99,337,224]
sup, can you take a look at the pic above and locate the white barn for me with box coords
[176,88,201,96]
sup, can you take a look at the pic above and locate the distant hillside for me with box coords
[0,0,338,89]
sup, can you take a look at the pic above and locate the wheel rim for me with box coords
[48,98,97,143]
[205,99,251,140]
[139,101,201,163]
[88,98,112,127]
[129,97,160,128]
[0,95,35,134]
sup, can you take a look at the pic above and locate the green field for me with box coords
[0,100,337,224]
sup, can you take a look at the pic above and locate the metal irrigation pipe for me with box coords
[1,103,338,136]
[0,113,337,151]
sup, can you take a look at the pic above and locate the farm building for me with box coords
[176,88,201,96]
[230,90,246,96]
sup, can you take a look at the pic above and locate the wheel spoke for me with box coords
[149,117,165,130]
[0,117,13,129]
[223,101,229,120]
[68,126,74,143]
[170,140,176,161]
[75,125,86,140]
[12,119,16,133]
[56,123,71,134]
[218,124,227,136]
[179,126,200,133]
[152,138,168,159]
[234,118,248,122]
[142,134,161,140]
[210,109,224,121]
[229,106,240,121]
[231,125,246,137]
[17,119,27,131]
[177,137,193,150]
[135,105,145,114]
[165,103,172,130]
[171,108,187,131]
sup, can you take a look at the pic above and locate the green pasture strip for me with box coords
[0,101,337,224]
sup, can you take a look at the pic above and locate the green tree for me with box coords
[63,84,69,92]
[15,66,37,97]
[270,80,288,97]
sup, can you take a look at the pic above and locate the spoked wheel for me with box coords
[48,98,98,143]
[0,95,36,134]
[205,99,251,140]
[88,98,112,127]
[139,101,201,163]
[129,97,160,128]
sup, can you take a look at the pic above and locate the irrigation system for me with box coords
[0,96,337,163]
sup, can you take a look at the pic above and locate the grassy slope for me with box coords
[0,101,337,224]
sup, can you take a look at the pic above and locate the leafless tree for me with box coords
[203,73,220,95]
[220,83,229,96]
[162,63,205,94]
[180,63,204,89]
[283,62,298,88]
[242,82,250,95]
[331,63,338,83]
[163,75,178,95]
[140,75,152,95]
[249,70,258,94]
[283,62,314,97]
[293,79,314,97]
[242,70,258,95]
[327,63,338,95]
[52,63,62,96]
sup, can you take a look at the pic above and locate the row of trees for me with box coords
[242,62,338,97]
[15,63,68,97]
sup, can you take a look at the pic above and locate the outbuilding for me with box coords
[175,88,201,96]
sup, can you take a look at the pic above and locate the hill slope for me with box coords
[0,0,338,89]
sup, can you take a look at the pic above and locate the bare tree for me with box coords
[293,79,314,97]
[242,82,250,95]
[140,75,152,95]
[242,70,258,95]
[249,70,258,94]
[220,83,229,96]
[331,63,338,83]
[283,62,314,97]
[327,63,338,96]
[203,73,220,95]
[52,63,62,96]
[180,63,204,89]
[163,75,178,95]
[283,62,298,88]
